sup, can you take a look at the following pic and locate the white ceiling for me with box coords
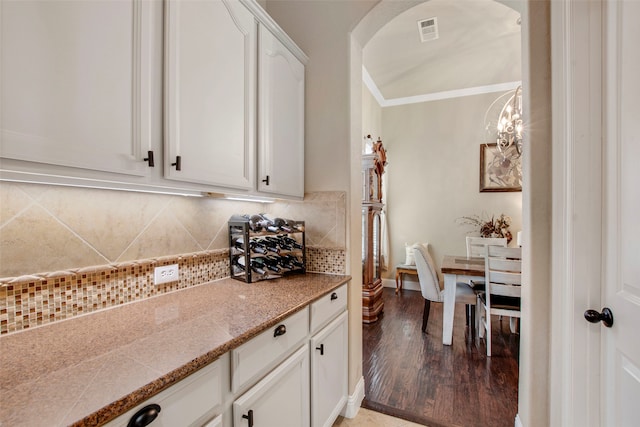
[363,0,522,102]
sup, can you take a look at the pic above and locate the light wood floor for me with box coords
[360,287,519,427]
[333,408,427,427]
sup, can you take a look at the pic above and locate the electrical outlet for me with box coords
[154,264,179,285]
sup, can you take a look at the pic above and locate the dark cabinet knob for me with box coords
[262,175,270,185]
[273,324,286,337]
[144,150,155,167]
[584,307,614,327]
[127,404,161,427]
[330,292,338,301]
[316,343,324,355]
[242,409,254,427]
[171,156,181,171]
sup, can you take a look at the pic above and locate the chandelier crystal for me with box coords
[485,86,524,157]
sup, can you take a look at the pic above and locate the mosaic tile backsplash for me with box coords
[0,183,348,335]
[0,246,346,335]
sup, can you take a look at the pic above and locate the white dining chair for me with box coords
[466,236,508,258]
[476,245,522,356]
[413,245,477,334]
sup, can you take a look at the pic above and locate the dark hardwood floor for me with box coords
[362,287,519,427]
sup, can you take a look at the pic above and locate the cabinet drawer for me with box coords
[231,306,309,393]
[106,358,222,427]
[310,284,347,334]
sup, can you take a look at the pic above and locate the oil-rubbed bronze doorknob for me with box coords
[584,307,614,328]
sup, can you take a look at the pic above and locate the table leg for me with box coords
[395,270,400,294]
[442,273,457,345]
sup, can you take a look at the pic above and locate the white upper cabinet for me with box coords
[0,0,306,198]
[164,0,256,190]
[0,0,154,177]
[257,25,305,199]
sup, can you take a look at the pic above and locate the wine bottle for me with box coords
[251,239,269,255]
[257,214,279,233]
[235,256,266,276]
[265,236,292,251]
[280,235,303,250]
[283,219,304,232]
[257,237,281,254]
[231,236,252,252]
[281,254,304,269]
[277,255,295,270]
[248,214,263,232]
[254,256,282,273]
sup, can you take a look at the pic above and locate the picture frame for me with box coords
[479,143,522,192]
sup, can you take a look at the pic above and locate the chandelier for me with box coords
[485,86,523,157]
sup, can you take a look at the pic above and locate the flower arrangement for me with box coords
[457,213,513,243]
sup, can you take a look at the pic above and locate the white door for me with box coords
[0,0,153,176]
[164,0,256,190]
[601,0,640,425]
[257,25,305,198]
[233,346,309,427]
[553,1,640,425]
[310,311,348,427]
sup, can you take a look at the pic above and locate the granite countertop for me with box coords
[0,273,350,427]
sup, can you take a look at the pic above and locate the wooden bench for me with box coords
[395,264,418,294]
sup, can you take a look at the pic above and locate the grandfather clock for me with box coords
[362,137,386,323]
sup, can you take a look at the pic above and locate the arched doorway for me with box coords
[348,1,552,426]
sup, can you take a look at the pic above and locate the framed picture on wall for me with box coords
[479,143,522,192]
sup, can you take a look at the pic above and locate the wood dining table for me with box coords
[440,255,485,345]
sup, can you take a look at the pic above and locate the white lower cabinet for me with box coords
[233,345,310,427]
[105,285,348,427]
[310,311,348,427]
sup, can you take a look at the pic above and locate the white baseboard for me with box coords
[341,376,365,419]
[515,413,523,427]
[381,277,420,292]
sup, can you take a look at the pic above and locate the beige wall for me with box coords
[265,0,379,401]
[362,82,382,142]
[381,93,523,278]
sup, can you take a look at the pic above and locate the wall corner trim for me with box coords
[341,376,365,419]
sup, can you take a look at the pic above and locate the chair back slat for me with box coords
[484,245,523,301]
[480,243,522,356]
[488,282,522,297]
[488,270,522,286]
[487,245,521,259]
[466,236,507,257]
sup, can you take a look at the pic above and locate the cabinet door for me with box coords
[0,0,153,176]
[310,311,348,427]
[233,346,309,427]
[257,26,305,198]
[164,0,256,190]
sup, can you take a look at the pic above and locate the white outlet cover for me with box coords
[154,264,179,285]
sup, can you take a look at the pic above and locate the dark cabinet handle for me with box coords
[316,343,324,355]
[242,409,254,427]
[171,156,181,171]
[584,307,614,327]
[144,150,154,167]
[127,404,161,427]
[273,324,286,337]
[262,175,270,185]
[330,292,338,301]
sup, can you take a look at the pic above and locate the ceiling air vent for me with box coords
[417,17,439,42]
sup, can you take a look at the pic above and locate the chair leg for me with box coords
[465,304,471,326]
[422,299,431,332]
[486,311,492,357]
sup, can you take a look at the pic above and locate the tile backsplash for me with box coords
[0,183,347,335]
